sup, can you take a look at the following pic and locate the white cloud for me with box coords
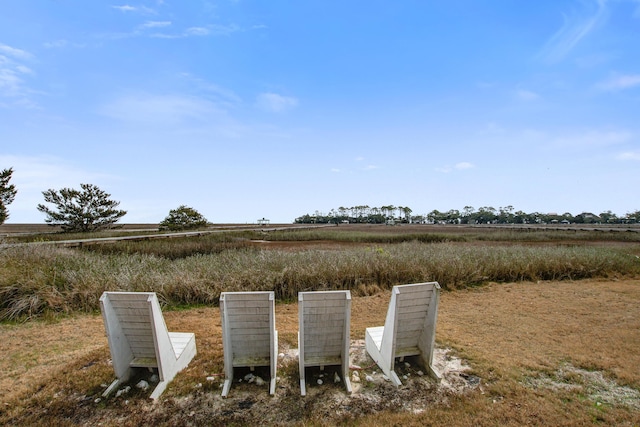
[111,4,155,14]
[99,93,225,124]
[478,122,506,135]
[179,73,242,107]
[185,27,211,36]
[0,43,33,60]
[537,0,607,63]
[515,88,540,101]
[553,130,632,148]
[617,151,640,160]
[209,24,242,35]
[455,162,474,170]
[140,20,172,29]
[0,44,37,107]
[436,162,474,173]
[255,92,298,113]
[111,4,137,12]
[596,74,640,91]
[43,39,68,48]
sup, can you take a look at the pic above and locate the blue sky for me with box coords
[1,0,639,223]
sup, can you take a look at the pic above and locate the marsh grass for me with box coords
[83,231,253,259]
[2,238,639,321]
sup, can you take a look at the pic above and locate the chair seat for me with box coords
[232,356,272,367]
[169,332,196,358]
[303,355,342,367]
[365,326,384,349]
[130,357,157,368]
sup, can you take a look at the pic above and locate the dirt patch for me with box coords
[124,345,476,426]
[525,363,640,410]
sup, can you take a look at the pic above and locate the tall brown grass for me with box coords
[1,238,639,321]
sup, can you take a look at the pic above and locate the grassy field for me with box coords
[0,224,639,425]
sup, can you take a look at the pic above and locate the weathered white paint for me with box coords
[100,292,197,400]
[365,282,441,386]
[298,290,352,396]
[220,291,278,397]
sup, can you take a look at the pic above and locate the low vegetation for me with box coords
[1,226,639,321]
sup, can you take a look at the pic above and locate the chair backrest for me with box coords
[382,282,440,367]
[220,291,276,367]
[100,292,173,380]
[298,290,351,366]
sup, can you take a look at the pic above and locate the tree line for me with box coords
[295,205,640,225]
[1,168,638,231]
[0,168,209,232]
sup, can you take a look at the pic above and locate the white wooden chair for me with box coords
[298,290,352,396]
[365,282,441,386]
[100,292,197,400]
[220,291,278,397]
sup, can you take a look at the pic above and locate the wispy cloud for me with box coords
[436,162,475,173]
[617,151,640,160]
[179,73,242,107]
[185,27,210,36]
[553,130,632,148]
[0,43,37,108]
[455,162,474,170]
[515,88,540,101]
[111,4,156,14]
[596,73,640,91]
[255,92,298,113]
[120,23,239,39]
[0,43,33,60]
[538,0,607,63]
[99,93,225,124]
[139,20,171,29]
[43,39,87,49]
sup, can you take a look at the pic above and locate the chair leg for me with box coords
[221,378,233,398]
[102,378,123,398]
[149,380,169,401]
[300,378,306,396]
[343,374,353,394]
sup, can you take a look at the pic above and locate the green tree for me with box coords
[159,205,209,231]
[37,183,127,232]
[0,168,18,225]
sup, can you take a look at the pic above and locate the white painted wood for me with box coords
[220,291,277,397]
[100,292,197,400]
[365,282,441,387]
[298,290,352,396]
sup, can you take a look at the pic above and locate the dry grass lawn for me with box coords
[1,278,639,426]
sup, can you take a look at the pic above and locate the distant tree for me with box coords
[599,210,617,223]
[37,183,127,232]
[402,206,413,223]
[159,205,209,231]
[0,168,18,225]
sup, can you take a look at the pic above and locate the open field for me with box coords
[0,279,638,426]
[0,225,639,425]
